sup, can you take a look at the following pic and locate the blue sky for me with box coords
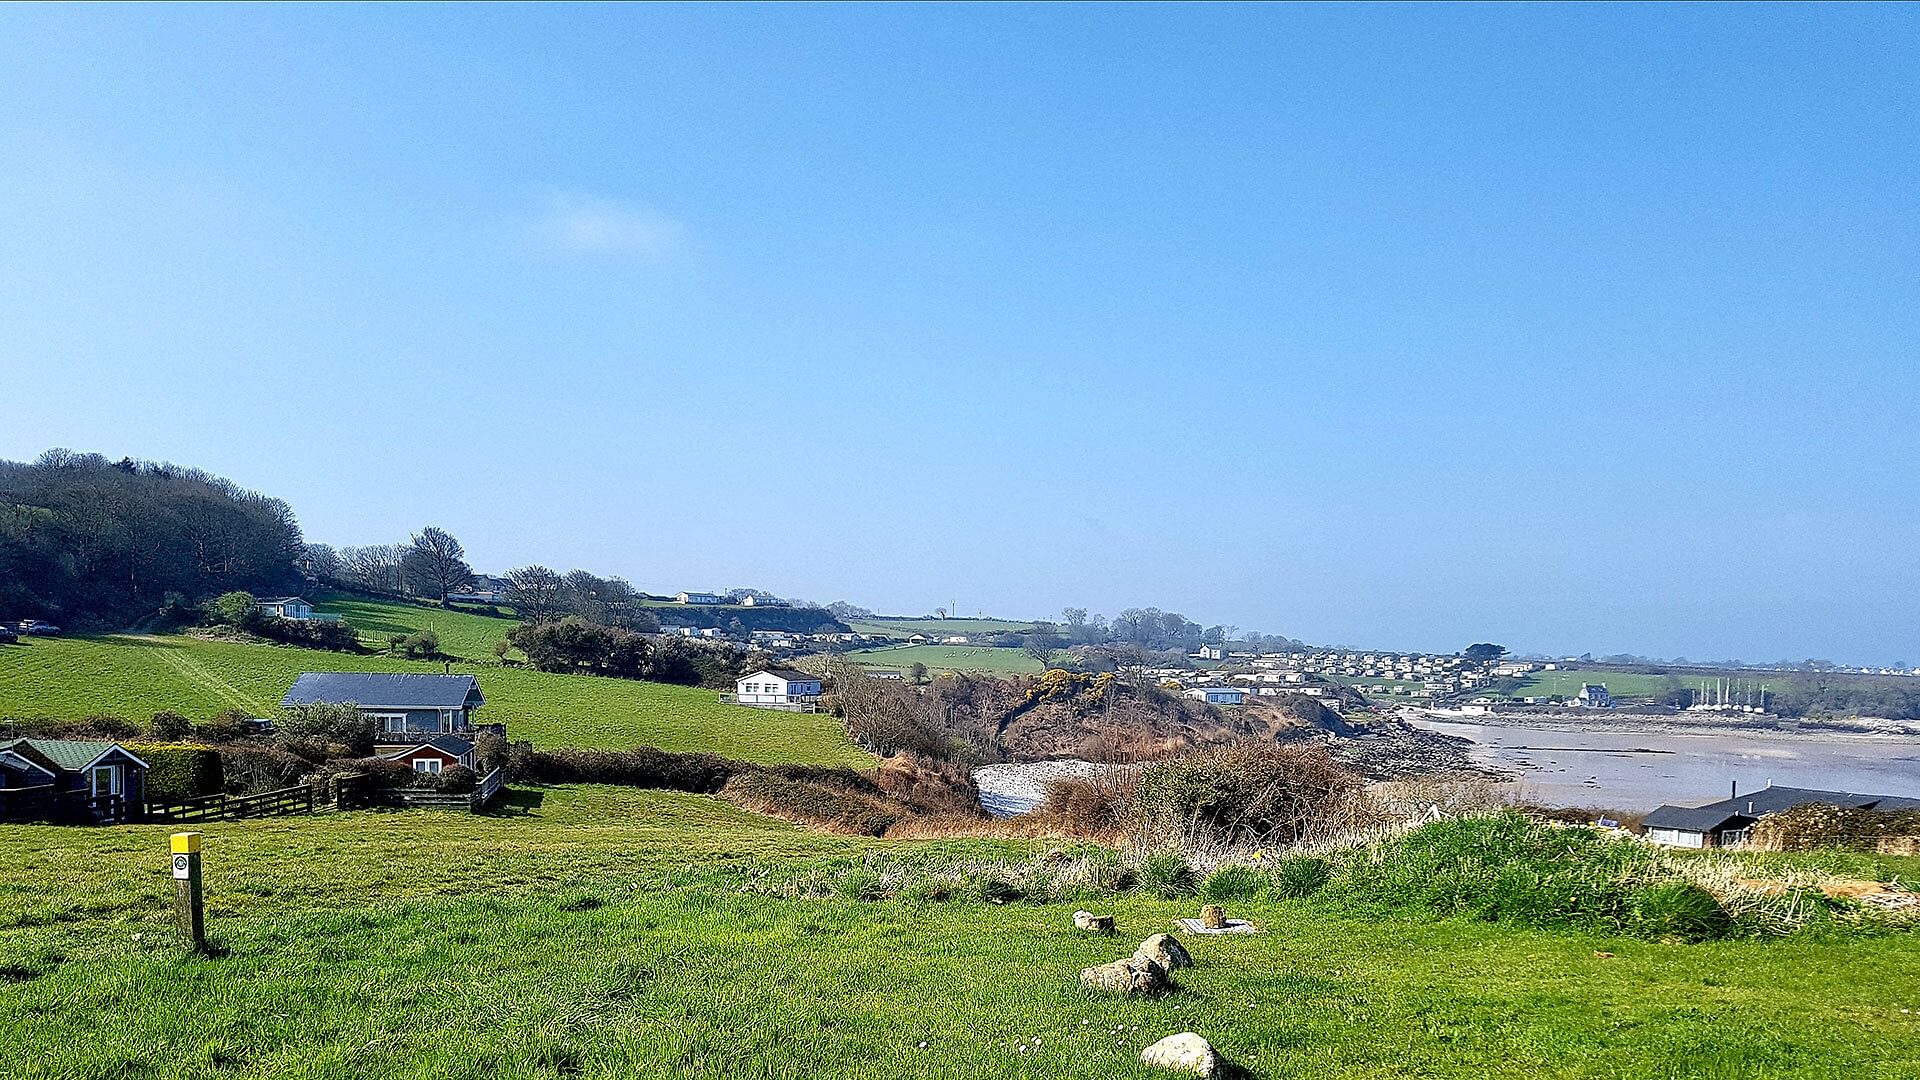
[1,5,1915,663]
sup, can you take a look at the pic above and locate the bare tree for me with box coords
[404,526,471,607]
[505,565,566,623]
[338,544,407,594]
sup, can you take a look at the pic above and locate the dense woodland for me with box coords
[0,451,304,626]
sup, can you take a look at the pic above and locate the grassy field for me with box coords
[845,617,1040,638]
[1501,670,1677,701]
[842,643,1047,675]
[309,592,521,661]
[4,787,1920,1079]
[0,634,870,766]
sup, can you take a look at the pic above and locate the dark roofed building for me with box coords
[282,673,494,741]
[0,738,149,822]
[376,733,477,775]
[1643,784,1920,848]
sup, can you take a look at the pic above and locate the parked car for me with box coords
[0,627,17,644]
[18,620,60,635]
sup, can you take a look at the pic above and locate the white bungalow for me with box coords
[730,668,825,710]
[1183,687,1246,706]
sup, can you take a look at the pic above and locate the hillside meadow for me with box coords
[0,634,870,767]
[845,616,1041,638]
[843,643,1047,675]
[1501,669,1678,701]
[4,786,1920,1079]
[307,592,522,661]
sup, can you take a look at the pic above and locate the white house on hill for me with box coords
[730,668,825,711]
[256,597,339,622]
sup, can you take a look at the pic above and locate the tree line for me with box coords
[0,450,305,626]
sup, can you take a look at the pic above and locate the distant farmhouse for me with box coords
[728,668,824,711]
[1643,784,1920,848]
[1194,643,1227,662]
[738,594,788,607]
[676,591,724,605]
[448,573,510,605]
[1576,684,1613,708]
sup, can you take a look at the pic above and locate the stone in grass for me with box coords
[1134,933,1193,971]
[1139,1032,1222,1078]
[1073,910,1116,933]
[1079,956,1168,996]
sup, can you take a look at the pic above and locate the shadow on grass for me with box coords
[483,789,545,817]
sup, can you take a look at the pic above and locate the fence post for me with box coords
[170,831,207,953]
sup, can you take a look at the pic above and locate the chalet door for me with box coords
[91,763,121,797]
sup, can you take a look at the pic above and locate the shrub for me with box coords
[1201,864,1268,902]
[1748,803,1920,853]
[1131,743,1364,849]
[205,591,260,629]
[216,743,315,794]
[1135,852,1198,899]
[278,701,375,756]
[871,753,985,817]
[307,756,415,793]
[1030,773,1130,838]
[520,747,736,792]
[255,616,359,652]
[130,743,224,802]
[277,736,333,764]
[1630,882,1732,942]
[1268,855,1332,899]
[195,710,251,743]
[149,711,194,739]
[80,713,138,738]
[720,769,903,836]
[472,731,507,774]
[435,765,478,794]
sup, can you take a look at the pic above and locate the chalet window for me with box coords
[413,758,443,775]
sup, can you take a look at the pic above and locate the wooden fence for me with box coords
[383,769,506,813]
[0,787,128,825]
[145,784,317,823]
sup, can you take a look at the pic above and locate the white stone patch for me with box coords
[971,759,1108,817]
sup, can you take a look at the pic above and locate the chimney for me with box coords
[1730,779,1737,800]
[1747,801,1754,814]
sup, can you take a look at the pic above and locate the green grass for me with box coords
[3,787,1919,1078]
[844,617,1040,638]
[842,643,1046,674]
[309,591,520,661]
[1500,670,1677,701]
[0,634,871,766]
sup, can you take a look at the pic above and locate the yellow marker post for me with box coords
[170,831,205,952]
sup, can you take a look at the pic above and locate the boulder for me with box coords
[1140,1032,1221,1077]
[1199,904,1227,930]
[1134,932,1193,971]
[1073,910,1116,933]
[1079,956,1168,996]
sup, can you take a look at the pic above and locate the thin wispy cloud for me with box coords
[528,193,684,257]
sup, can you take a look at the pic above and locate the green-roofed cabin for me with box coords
[0,738,149,823]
